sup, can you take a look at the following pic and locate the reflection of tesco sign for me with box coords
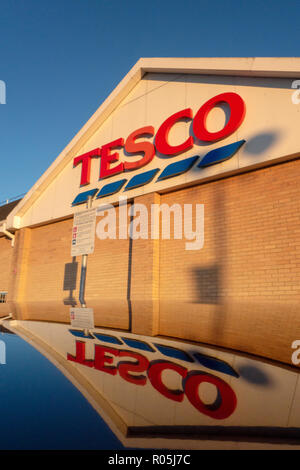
[68,341,237,420]
[74,92,246,186]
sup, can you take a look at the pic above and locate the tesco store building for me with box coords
[1,57,300,368]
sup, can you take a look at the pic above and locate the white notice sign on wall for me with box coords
[71,208,96,256]
[70,307,94,329]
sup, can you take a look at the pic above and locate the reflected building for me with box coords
[3,318,300,449]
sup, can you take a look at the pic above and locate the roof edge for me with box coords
[7,57,300,228]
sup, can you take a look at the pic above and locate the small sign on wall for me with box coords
[70,307,94,329]
[71,208,96,256]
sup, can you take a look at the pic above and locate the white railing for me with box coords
[0,193,25,206]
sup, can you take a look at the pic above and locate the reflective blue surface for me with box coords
[96,179,127,198]
[0,332,123,450]
[198,140,246,168]
[1,321,300,450]
[157,155,199,181]
[121,337,155,352]
[124,168,159,190]
[193,352,240,378]
[71,188,99,206]
[154,343,194,363]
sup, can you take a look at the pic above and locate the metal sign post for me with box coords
[70,196,95,334]
[79,196,92,308]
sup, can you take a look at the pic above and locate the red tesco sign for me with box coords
[73,92,246,186]
[68,341,237,420]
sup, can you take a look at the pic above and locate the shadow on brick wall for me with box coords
[192,265,220,304]
[63,257,78,307]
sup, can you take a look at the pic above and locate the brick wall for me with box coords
[0,236,13,315]
[159,158,300,364]
[86,205,131,329]
[6,157,300,365]
[13,210,131,329]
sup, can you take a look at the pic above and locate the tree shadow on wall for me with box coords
[63,257,78,307]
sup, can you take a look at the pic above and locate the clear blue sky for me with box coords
[0,0,299,202]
